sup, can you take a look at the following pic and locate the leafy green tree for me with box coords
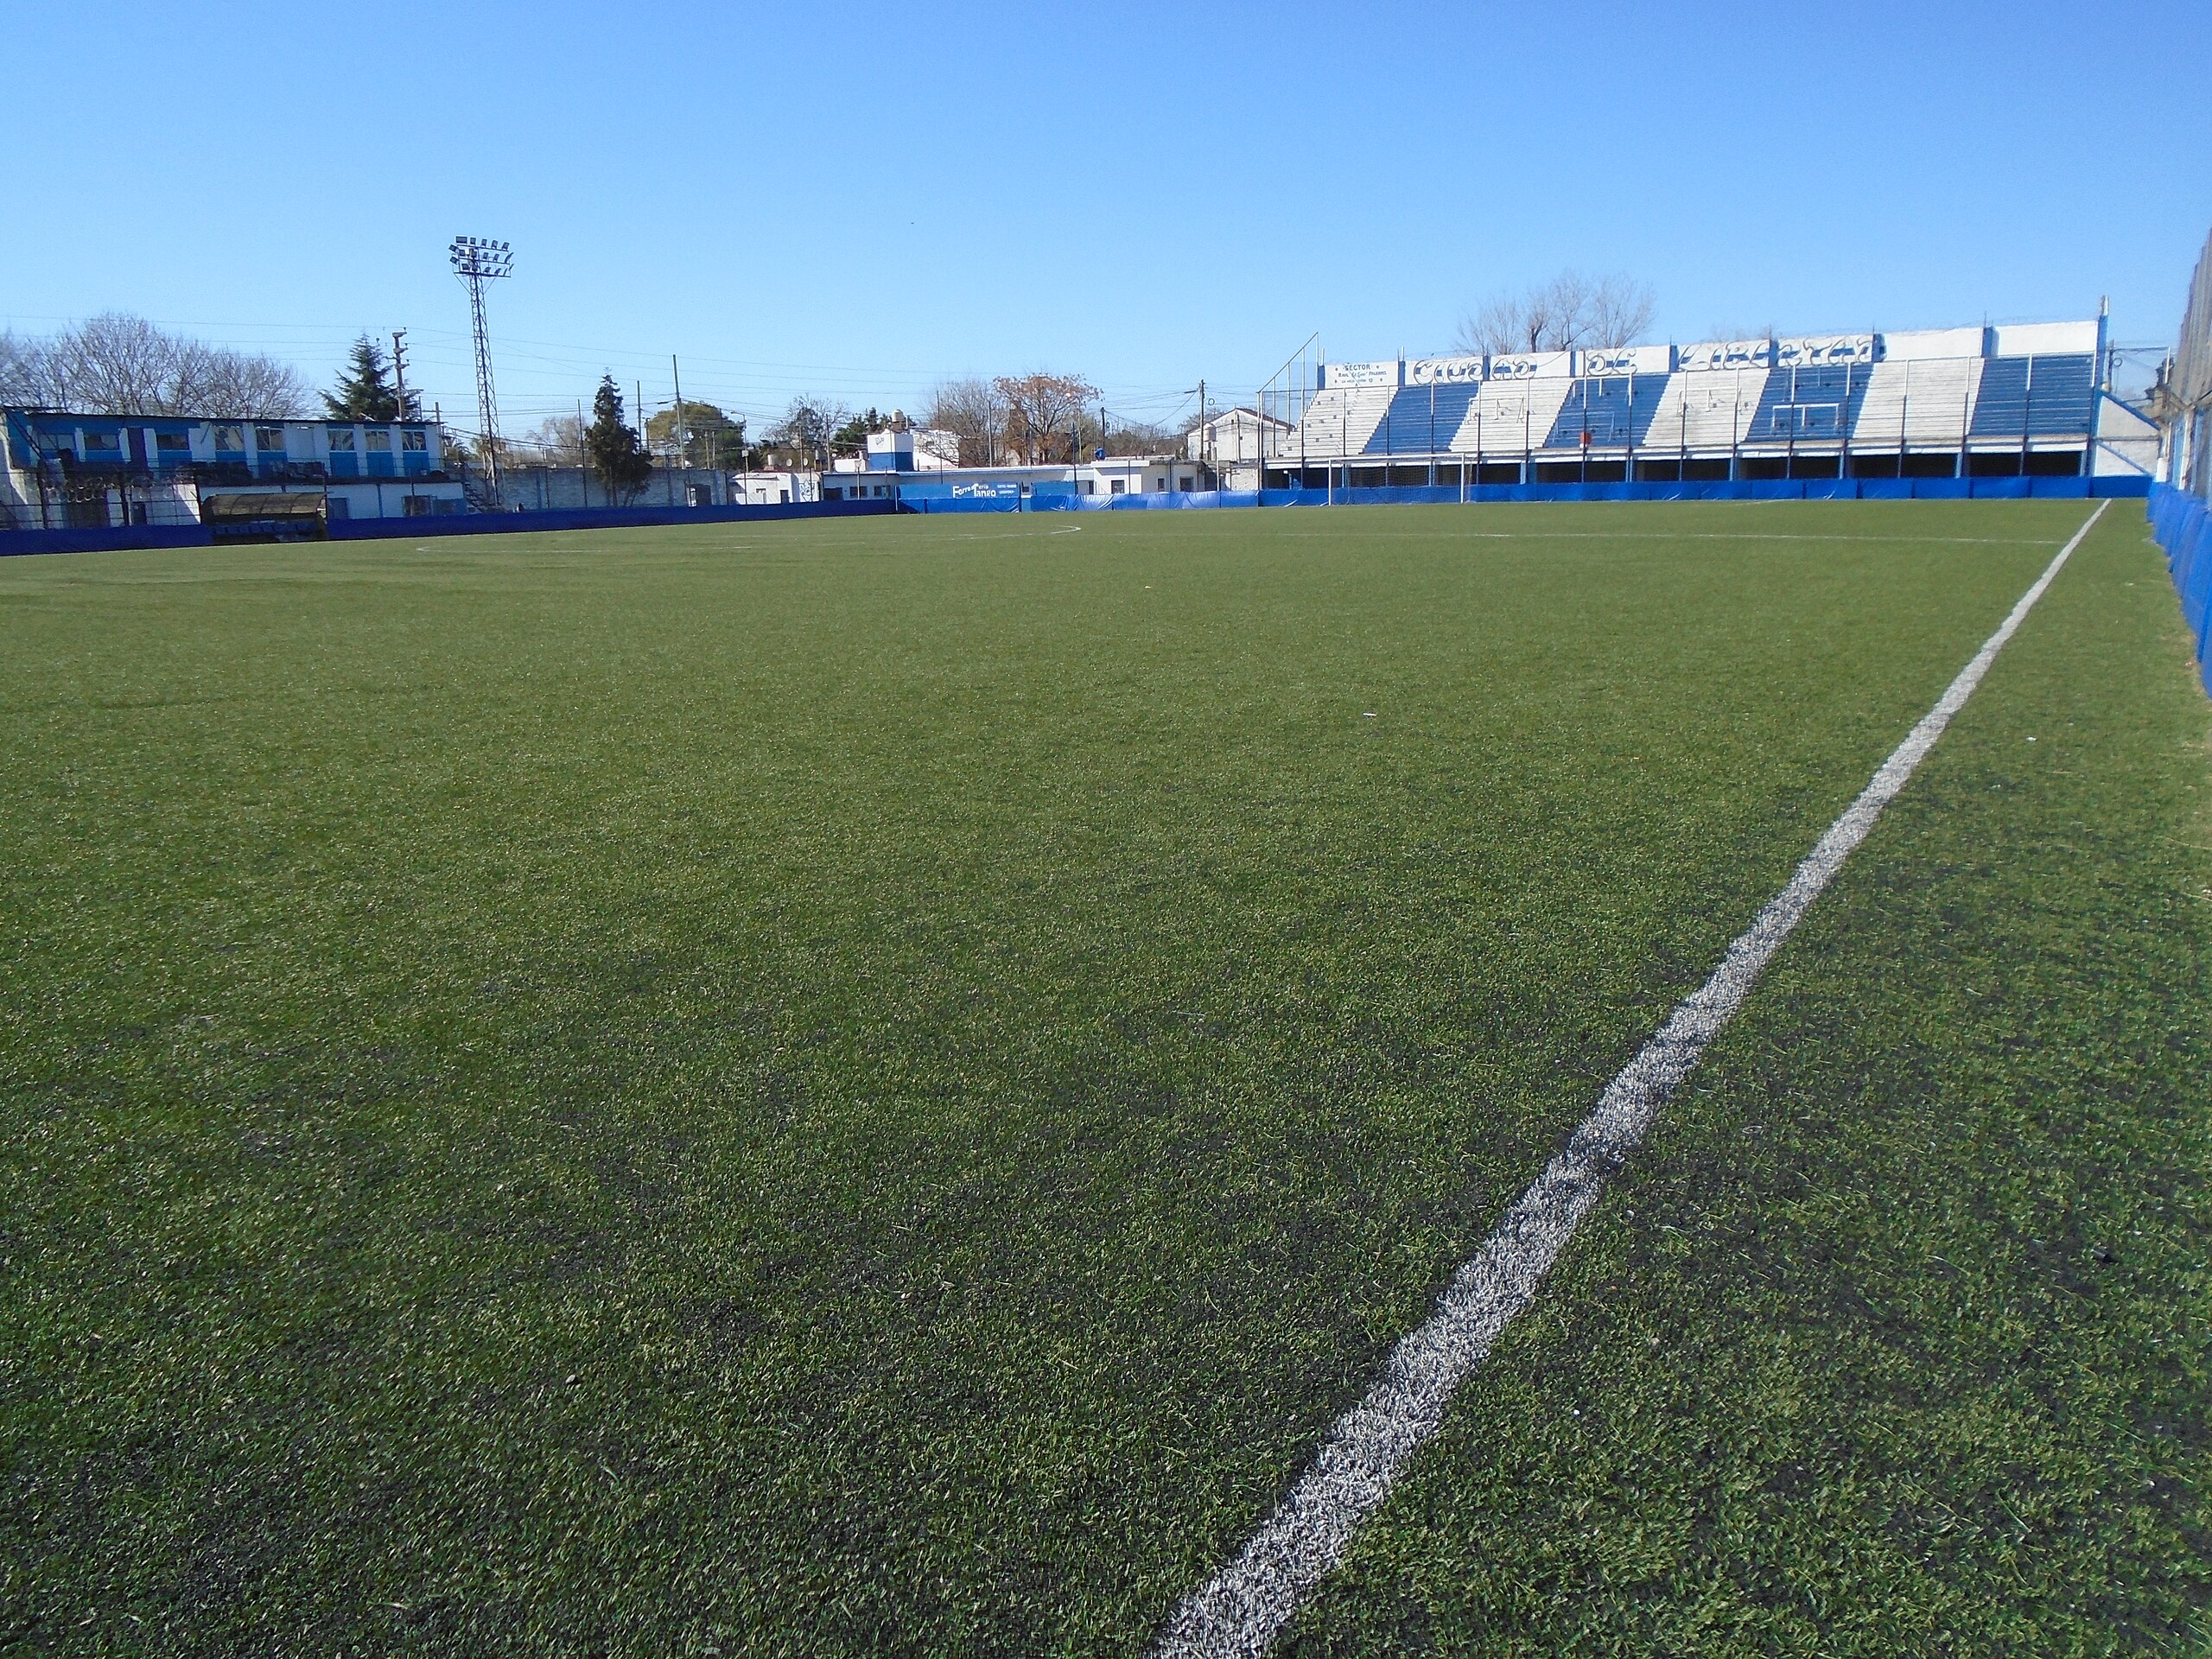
[645,399,745,468]
[324,334,417,422]
[830,407,887,460]
[585,376,653,504]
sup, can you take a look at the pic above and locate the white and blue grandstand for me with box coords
[1262,320,2151,491]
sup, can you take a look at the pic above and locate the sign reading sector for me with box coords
[1323,361,1400,389]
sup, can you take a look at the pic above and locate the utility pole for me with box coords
[577,397,588,507]
[391,329,411,420]
[447,236,512,493]
[671,354,686,505]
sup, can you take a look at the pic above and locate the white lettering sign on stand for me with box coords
[1324,361,1402,390]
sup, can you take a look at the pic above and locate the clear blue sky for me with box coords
[4,1,2207,437]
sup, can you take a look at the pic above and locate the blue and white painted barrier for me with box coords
[0,496,894,557]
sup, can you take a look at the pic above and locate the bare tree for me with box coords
[1454,271,1656,356]
[766,397,848,466]
[994,371,1098,464]
[192,349,313,419]
[0,330,64,407]
[925,376,1008,467]
[520,413,587,467]
[12,314,310,417]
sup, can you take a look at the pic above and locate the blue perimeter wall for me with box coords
[907,475,2150,512]
[2,474,2151,555]
[0,497,895,557]
[2149,483,2212,699]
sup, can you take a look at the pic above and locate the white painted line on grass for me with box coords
[1154,500,2110,1659]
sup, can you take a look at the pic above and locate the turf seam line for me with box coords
[1152,499,2111,1659]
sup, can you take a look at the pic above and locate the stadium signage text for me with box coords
[1775,334,1878,367]
[1407,356,1485,385]
[1678,340,1775,372]
[1578,346,1672,378]
[1325,360,1401,389]
[1485,352,1573,382]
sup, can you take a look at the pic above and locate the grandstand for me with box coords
[1262,320,2152,489]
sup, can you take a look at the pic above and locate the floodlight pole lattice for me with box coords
[448,235,513,492]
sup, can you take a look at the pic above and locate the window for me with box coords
[401,429,427,452]
[1109,479,1125,494]
[327,427,355,451]
[213,424,245,450]
[156,431,188,453]
[327,496,351,518]
[403,494,434,516]
[365,429,391,453]
[1078,479,1095,494]
[256,425,286,452]
[1178,475,1195,490]
[81,428,118,450]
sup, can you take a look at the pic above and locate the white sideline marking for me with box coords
[1154,501,2109,1658]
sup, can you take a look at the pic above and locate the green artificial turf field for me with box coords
[0,501,2204,1656]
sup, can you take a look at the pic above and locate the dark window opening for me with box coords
[1682,458,1731,480]
[1848,454,1902,479]
[2023,450,2082,476]
[1788,454,1840,480]
[1737,456,1789,480]
[1899,452,1958,478]
[1967,452,2022,478]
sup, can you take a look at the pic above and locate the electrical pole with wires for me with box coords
[671,355,686,505]
[390,329,412,421]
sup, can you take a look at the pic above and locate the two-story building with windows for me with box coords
[0,410,469,535]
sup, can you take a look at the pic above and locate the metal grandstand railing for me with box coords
[1255,334,1322,465]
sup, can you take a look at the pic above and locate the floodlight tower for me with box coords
[448,235,513,489]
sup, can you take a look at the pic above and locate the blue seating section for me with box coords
[1745,364,1875,444]
[1541,376,1674,449]
[1363,384,1482,454]
[1968,354,2094,437]
[1281,341,2107,460]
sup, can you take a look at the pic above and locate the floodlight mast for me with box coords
[448,236,513,493]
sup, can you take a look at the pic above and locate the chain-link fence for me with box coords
[2164,227,2212,498]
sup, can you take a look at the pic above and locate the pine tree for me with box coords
[324,334,410,422]
[585,375,653,504]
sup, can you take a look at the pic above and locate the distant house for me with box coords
[1185,407,1292,465]
[1,410,467,534]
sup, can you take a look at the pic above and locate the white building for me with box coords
[1185,406,1292,467]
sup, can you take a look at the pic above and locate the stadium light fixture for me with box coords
[448,235,514,492]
